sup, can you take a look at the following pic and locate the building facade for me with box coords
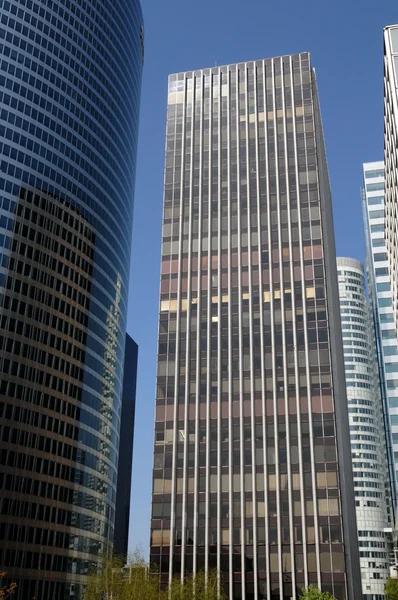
[337,257,392,600]
[384,26,398,338]
[151,53,361,600]
[363,162,398,511]
[0,1,144,598]
[114,334,139,559]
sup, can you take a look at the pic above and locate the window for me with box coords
[377,282,390,292]
[369,209,384,218]
[379,298,392,307]
[390,28,398,53]
[371,224,385,233]
[380,313,394,323]
[366,183,384,192]
[368,196,383,206]
[365,169,384,179]
[384,345,397,356]
[374,253,387,262]
[382,329,396,339]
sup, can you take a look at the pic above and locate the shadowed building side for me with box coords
[114,334,139,559]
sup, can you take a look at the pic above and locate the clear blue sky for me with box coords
[127,0,397,557]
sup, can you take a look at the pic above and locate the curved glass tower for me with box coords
[337,258,392,600]
[0,1,144,598]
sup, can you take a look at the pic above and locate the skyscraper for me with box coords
[151,53,360,600]
[0,2,144,599]
[114,334,139,559]
[337,257,392,600]
[384,26,398,337]
[363,162,398,512]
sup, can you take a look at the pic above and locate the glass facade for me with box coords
[0,1,143,598]
[384,26,398,338]
[337,257,392,600]
[151,53,361,600]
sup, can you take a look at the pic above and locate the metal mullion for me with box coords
[279,58,296,596]
[245,63,258,600]
[296,57,321,584]
[193,72,204,575]
[204,72,213,572]
[155,135,170,568]
[169,76,187,584]
[260,59,271,600]
[216,66,222,586]
[181,78,196,577]
[236,64,246,600]
[270,59,283,600]
[288,55,308,588]
[227,67,234,600]
[157,93,175,579]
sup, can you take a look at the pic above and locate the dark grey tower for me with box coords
[114,334,139,559]
[150,53,361,600]
[0,1,144,598]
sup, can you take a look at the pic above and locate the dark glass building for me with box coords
[0,1,143,598]
[151,53,361,600]
[114,333,138,559]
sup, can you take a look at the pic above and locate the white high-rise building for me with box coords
[384,26,398,337]
[337,257,392,600]
[363,162,398,510]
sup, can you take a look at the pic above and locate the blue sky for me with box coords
[127,0,397,556]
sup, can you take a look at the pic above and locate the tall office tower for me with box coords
[384,26,398,337]
[363,162,398,512]
[337,257,392,600]
[114,334,139,558]
[151,53,361,600]
[0,2,144,599]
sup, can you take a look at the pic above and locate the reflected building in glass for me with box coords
[151,53,361,600]
[337,257,393,600]
[0,1,144,599]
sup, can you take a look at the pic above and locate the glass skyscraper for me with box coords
[0,1,143,599]
[151,53,360,600]
[337,257,392,600]
[363,162,398,510]
[384,26,398,338]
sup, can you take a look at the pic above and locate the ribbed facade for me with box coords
[337,257,392,600]
[384,26,398,338]
[363,162,398,510]
[151,53,361,600]
[0,1,143,599]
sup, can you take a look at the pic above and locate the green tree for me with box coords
[385,577,398,600]
[169,569,228,600]
[83,552,227,600]
[83,552,166,600]
[299,585,338,600]
[0,571,17,599]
